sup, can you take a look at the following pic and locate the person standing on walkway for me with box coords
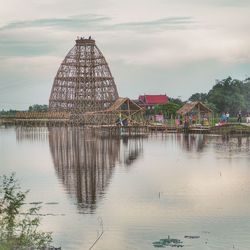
[246,113,250,123]
[237,111,242,123]
[226,112,230,122]
[220,112,226,124]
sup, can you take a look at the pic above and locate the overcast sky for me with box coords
[0,0,249,109]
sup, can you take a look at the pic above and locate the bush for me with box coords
[0,174,53,249]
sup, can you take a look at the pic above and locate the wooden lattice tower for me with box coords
[49,37,119,122]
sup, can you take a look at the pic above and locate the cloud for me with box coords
[112,17,196,31]
[0,55,60,95]
[195,0,250,6]
[165,0,250,7]
[0,15,197,58]
[0,55,61,108]
[0,15,110,31]
[0,0,249,109]
[0,15,196,33]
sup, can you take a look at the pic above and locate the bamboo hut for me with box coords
[177,101,212,126]
[83,97,144,125]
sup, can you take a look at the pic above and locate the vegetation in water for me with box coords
[152,236,184,248]
[0,173,53,249]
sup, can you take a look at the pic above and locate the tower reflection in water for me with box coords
[48,127,143,213]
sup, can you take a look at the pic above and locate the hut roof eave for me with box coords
[84,97,144,115]
[177,101,212,115]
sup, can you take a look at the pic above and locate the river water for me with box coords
[1,127,250,250]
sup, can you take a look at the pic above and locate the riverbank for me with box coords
[2,117,250,135]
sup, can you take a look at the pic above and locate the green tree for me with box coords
[0,110,18,117]
[0,174,53,249]
[154,101,182,117]
[168,97,184,106]
[28,105,48,112]
[207,77,246,115]
[243,78,250,111]
[189,93,207,102]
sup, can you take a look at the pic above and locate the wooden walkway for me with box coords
[0,117,71,126]
[1,117,250,135]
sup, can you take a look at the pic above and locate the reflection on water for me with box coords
[175,134,208,152]
[121,135,143,166]
[213,135,250,154]
[168,133,250,155]
[7,128,250,249]
[49,127,118,213]
[16,127,48,142]
[48,127,144,213]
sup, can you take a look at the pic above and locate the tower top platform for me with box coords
[75,36,95,45]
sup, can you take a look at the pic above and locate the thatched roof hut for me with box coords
[83,98,144,125]
[177,101,212,125]
[107,97,143,113]
[177,101,212,115]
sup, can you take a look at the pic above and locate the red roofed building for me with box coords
[138,94,168,110]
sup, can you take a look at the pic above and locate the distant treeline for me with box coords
[1,77,250,117]
[0,104,48,116]
[147,77,250,117]
[188,77,250,115]
[0,109,17,117]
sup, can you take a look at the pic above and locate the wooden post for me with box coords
[198,103,201,124]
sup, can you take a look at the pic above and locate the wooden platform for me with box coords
[1,117,250,135]
[210,123,250,135]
